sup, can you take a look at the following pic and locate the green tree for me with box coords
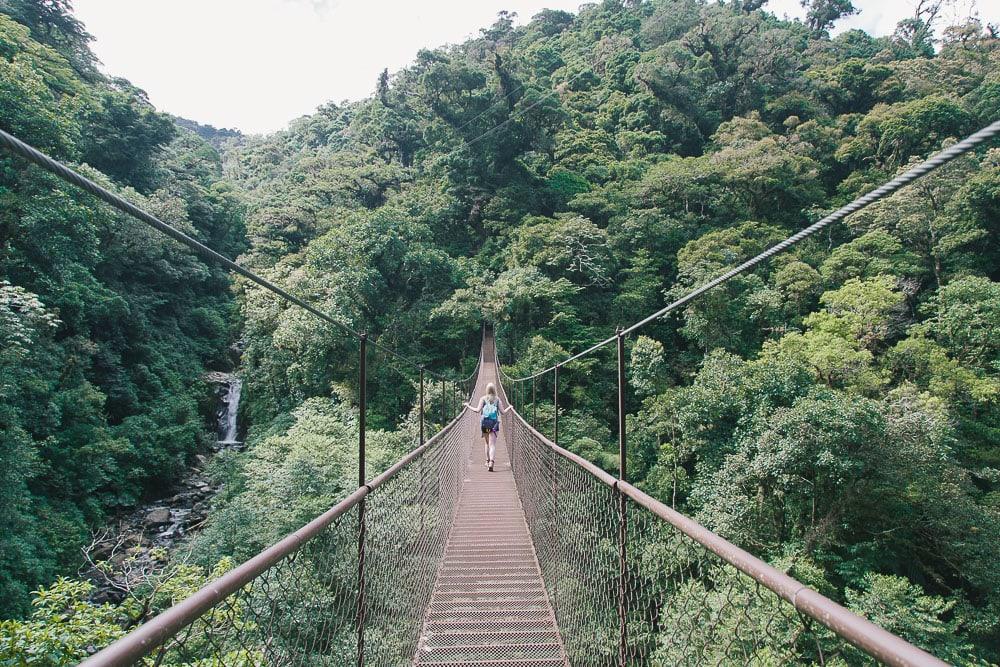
[801,0,858,33]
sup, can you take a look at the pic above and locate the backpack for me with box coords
[481,398,499,429]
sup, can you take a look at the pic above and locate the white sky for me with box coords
[72,0,997,135]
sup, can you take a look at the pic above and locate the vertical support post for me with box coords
[419,367,425,447]
[616,329,627,667]
[617,329,627,491]
[553,365,560,447]
[552,426,559,621]
[419,366,425,535]
[357,333,367,667]
[440,378,445,425]
[532,376,537,427]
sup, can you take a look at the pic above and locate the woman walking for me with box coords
[465,383,512,472]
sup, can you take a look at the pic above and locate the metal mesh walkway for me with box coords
[414,337,567,666]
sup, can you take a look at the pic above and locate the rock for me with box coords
[195,454,208,466]
[205,371,236,384]
[145,508,171,525]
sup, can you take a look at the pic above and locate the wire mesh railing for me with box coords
[139,496,363,666]
[361,415,471,665]
[500,389,947,666]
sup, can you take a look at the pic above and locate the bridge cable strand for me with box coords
[457,62,593,151]
[507,118,1000,382]
[0,128,459,383]
[441,54,584,139]
[439,9,687,157]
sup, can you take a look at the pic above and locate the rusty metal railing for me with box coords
[496,350,948,666]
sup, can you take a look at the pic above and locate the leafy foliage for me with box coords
[3,0,1000,662]
[0,4,244,617]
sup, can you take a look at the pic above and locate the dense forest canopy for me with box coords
[2,0,1000,663]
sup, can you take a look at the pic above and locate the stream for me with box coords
[84,373,243,603]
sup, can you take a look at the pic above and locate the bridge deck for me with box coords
[414,340,566,666]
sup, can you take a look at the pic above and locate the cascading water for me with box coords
[217,377,242,444]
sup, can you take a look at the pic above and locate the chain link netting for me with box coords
[137,511,360,666]
[507,412,862,666]
[100,411,469,666]
[363,417,470,665]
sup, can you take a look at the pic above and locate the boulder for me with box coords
[145,508,172,525]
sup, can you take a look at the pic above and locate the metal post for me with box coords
[357,333,367,667]
[553,366,559,447]
[532,376,536,427]
[552,431,559,621]
[440,378,445,424]
[617,329,627,491]
[616,329,627,666]
[419,366,425,535]
[359,334,368,485]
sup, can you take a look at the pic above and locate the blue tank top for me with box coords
[482,398,499,419]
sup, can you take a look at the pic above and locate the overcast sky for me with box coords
[72,0,996,135]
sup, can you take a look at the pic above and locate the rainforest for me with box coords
[1,0,999,663]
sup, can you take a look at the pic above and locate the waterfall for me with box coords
[217,377,242,444]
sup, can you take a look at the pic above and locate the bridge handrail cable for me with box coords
[492,344,948,666]
[505,119,1000,382]
[0,128,464,383]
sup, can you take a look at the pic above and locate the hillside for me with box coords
[0,0,245,617]
[2,0,1000,663]
[203,2,1000,659]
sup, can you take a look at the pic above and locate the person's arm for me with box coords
[502,403,514,414]
[464,396,483,413]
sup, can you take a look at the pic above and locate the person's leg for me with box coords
[488,430,497,470]
[482,430,490,465]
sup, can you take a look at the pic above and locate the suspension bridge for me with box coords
[2,120,999,666]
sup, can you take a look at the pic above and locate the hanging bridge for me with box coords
[3,121,1000,666]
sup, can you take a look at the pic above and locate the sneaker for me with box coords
[488,460,494,472]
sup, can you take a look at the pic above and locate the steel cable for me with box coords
[0,128,460,383]
[436,10,689,159]
[506,119,1000,381]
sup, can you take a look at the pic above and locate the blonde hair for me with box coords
[486,383,496,397]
